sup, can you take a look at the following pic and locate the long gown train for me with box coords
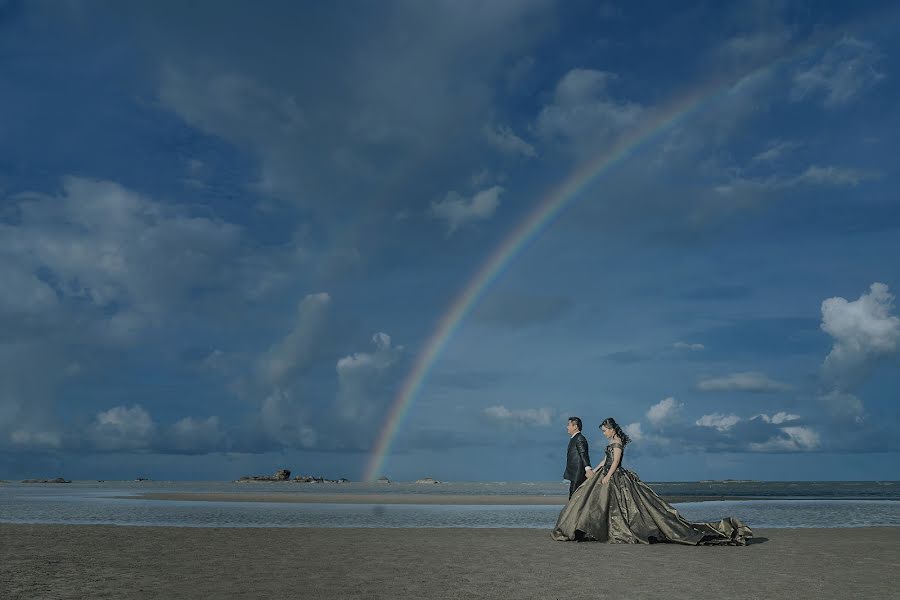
[551,443,751,545]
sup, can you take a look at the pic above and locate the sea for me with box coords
[1,480,898,529]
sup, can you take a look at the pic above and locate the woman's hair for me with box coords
[600,417,632,447]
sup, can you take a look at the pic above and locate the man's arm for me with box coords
[575,434,591,471]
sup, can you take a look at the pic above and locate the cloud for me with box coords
[673,342,705,351]
[335,332,403,421]
[430,186,503,234]
[792,165,880,186]
[646,397,681,427]
[90,405,156,451]
[257,293,333,387]
[165,416,228,454]
[484,124,536,157]
[536,69,642,153]
[817,390,865,423]
[821,282,900,387]
[695,413,741,432]
[483,405,554,427]
[623,422,643,441]
[696,371,793,393]
[748,425,820,452]
[755,412,801,425]
[750,140,801,164]
[791,37,884,108]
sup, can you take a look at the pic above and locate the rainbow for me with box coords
[362,31,854,481]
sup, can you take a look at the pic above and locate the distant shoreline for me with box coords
[121,492,761,505]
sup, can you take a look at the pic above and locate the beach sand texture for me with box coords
[1,524,897,599]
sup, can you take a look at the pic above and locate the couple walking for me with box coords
[553,416,751,545]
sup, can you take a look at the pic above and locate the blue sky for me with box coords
[1,0,898,481]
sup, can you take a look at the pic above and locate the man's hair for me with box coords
[567,417,582,431]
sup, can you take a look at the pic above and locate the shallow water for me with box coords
[1,480,898,528]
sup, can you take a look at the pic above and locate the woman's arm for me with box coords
[585,457,606,477]
[601,446,622,484]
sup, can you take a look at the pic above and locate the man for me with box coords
[563,416,591,499]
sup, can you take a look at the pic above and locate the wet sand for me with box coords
[1,524,897,599]
[123,491,754,504]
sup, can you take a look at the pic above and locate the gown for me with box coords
[551,442,752,545]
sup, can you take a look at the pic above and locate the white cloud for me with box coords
[697,372,792,393]
[623,422,643,441]
[817,390,865,423]
[484,124,536,157]
[335,332,403,421]
[791,37,884,108]
[673,341,705,351]
[695,413,741,432]
[793,165,880,186]
[749,426,820,452]
[257,293,332,386]
[430,186,503,234]
[259,388,317,448]
[483,405,554,427]
[750,140,801,164]
[756,412,801,425]
[821,282,900,387]
[167,416,228,454]
[646,397,681,427]
[536,69,642,152]
[91,405,156,451]
[9,430,62,449]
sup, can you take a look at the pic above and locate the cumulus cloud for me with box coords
[791,37,884,108]
[483,405,554,427]
[748,425,820,452]
[697,371,793,393]
[695,413,741,432]
[430,186,503,234]
[623,422,643,441]
[646,397,681,427]
[484,124,536,157]
[90,405,156,451]
[536,69,642,153]
[258,293,332,387]
[821,283,900,387]
[165,416,228,454]
[335,332,403,421]
[756,412,801,425]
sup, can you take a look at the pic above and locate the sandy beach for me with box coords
[123,491,755,505]
[1,524,897,599]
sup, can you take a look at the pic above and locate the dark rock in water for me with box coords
[415,477,440,484]
[135,477,151,482]
[292,474,348,483]
[21,477,71,484]
[236,468,292,482]
[376,476,391,484]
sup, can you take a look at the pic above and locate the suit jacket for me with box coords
[564,431,591,482]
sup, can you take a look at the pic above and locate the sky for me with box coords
[1,0,898,482]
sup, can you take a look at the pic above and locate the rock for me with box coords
[21,477,71,484]
[235,468,292,482]
[415,477,440,484]
[376,476,391,484]
[292,475,348,483]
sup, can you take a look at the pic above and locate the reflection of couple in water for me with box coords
[554,416,751,545]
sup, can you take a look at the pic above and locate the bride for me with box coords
[551,417,752,545]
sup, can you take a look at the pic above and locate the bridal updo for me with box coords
[600,417,632,447]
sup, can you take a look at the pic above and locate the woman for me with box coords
[551,417,752,545]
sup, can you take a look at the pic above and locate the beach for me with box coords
[2,524,897,599]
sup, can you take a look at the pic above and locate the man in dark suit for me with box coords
[563,416,591,499]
